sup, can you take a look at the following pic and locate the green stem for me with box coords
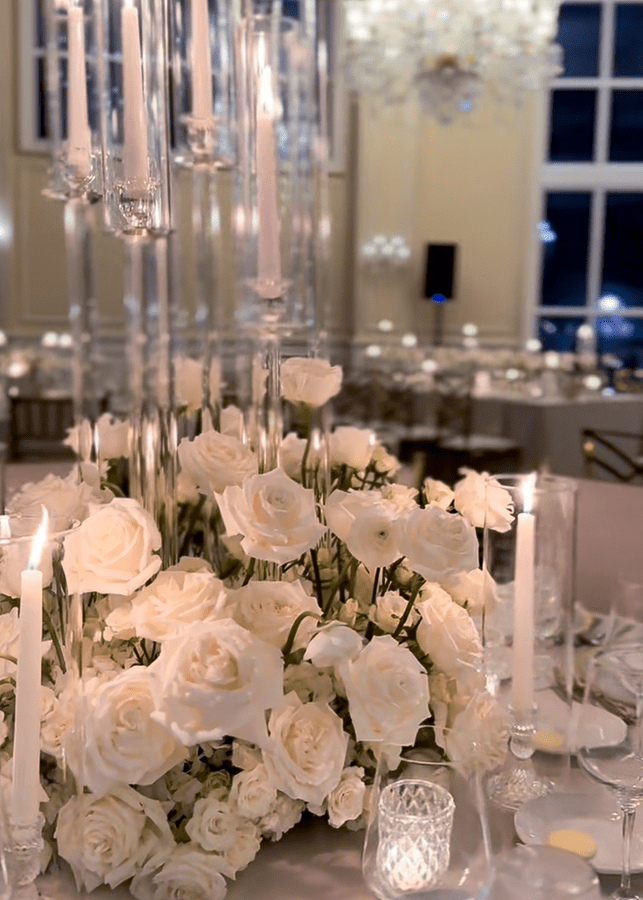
[310,548,324,610]
[42,606,66,674]
[281,611,322,659]
[179,494,207,558]
[392,579,423,640]
[242,557,256,586]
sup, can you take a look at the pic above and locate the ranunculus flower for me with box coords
[225,579,320,650]
[280,357,343,407]
[329,426,376,470]
[368,590,419,633]
[216,469,327,565]
[453,468,514,532]
[327,766,366,828]
[340,635,430,745]
[178,430,257,496]
[395,505,479,583]
[262,692,348,806]
[77,666,187,795]
[131,845,230,900]
[62,498,162,595]
[149,618,283,748]
[416,585,484,694]
[343,505,401,570]
[55,784,174,892]
[125,565,227,642]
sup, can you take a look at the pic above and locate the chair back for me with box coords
[581,428,643,483]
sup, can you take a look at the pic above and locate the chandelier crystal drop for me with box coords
[342,0,564,119]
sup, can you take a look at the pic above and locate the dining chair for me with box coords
[581,427,643,483]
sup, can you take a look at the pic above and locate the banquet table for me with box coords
[472,393,643,479]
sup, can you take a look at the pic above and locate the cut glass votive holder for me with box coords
[376,780,455,895]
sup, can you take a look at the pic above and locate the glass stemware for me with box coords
[577,645,643,900]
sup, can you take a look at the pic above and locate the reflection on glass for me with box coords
[538,317,585,351]
[557,4,601,77]
[540,192,591,307]
[609,91,643,162]
[549,90,596,161]
[614,5,643,76]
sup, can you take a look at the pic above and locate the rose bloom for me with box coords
[8,470,95,522]
[280,432,308,481]
[230,763,278,818]
[283,661,335,704]
[324,489,382,542]
[220,404,245,440]
[65,413,129,460]
[329,426,376,470]
[62,498,162,596]
[340,635,430,745]
[259,792,305,841]
[445,691,510,777]
[416,585,484,694]
[280,356,343,407]
[327,766,366,828]
[304,622,364,668]
[262,692,348,806]
[443,567,498,616]
[55,784,174,892]
[216,468,326,565]
[150,618,283,748]
[186,796,241,853]
[423,477,454,510]
[225,579,320,650]
[174,355,221,411]
[453,468,514,532]
[178,430,257,496]
[395,505,479,583]
[126,565,227,642]
[0,609,23,677]
[368,589,419,633]
[130,845,230,900]
[79,666,187,796]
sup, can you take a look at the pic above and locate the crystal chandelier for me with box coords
[342,0,563,122]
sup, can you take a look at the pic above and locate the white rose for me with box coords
[327,766,366,828]
[131,845,230,900]
[0,608,22,676]
[324,489,382,542]
[283,661,335,704]
[423,478,454,510]
[220,404,245,440]
[371,444,399,476]
[185,796,241,853]
[416,586,484,694]
[380,484,418,515]
[396,506,479,582]
[368,590,419,633]
[8,471,92,521]
[178,430,257,496]
[126,566,227,642]
[223,818,262,872]
[62,498,162,596]
[329,426,376,470]
[230,763,278,818]
[96,412,130,459]
[280,432,307,481]
[443,567,498,616]
[173,355,221,411]
[453,468,514,532]
[55,784,174,892]
[304,622,364,668]
[263,692,348,806]
[280,356,343,407]
[259,792,305,841]
[445,691,510,776]
[216,469,327,565]
[340,635,430,745]
[149,618,283,748]
[78,666,187,795]
[40,677,75,760]
[225,579,320,650]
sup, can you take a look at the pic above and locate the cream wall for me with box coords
[0,0,538,352]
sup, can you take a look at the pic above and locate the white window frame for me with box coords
[528,0,643,340]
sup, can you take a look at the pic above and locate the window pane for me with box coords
[548,90,596,161]
[596,318,643,366]
[540,192,591,306]
[35,0,46,49]
[557,4,601,77]
[601,193,643,310]
[538,317,585,351]
[614,4,643,76]
[36,58,48,140]
[609,90,643,162]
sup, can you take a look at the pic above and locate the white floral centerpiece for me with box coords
[1,358,515,900]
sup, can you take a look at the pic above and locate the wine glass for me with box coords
[577,644,643,900]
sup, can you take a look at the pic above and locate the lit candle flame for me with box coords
[27,507,49,571]
[522,472,537,515]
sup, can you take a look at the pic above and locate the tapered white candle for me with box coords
[512,475,536,715]
[0,516,11,540]
[256,65,281,295]
[121,1,149,187]
[191,0,213,119]
[67,4,92,175]
[12,517,48,826]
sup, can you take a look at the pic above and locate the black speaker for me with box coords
[424,243,457,300]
